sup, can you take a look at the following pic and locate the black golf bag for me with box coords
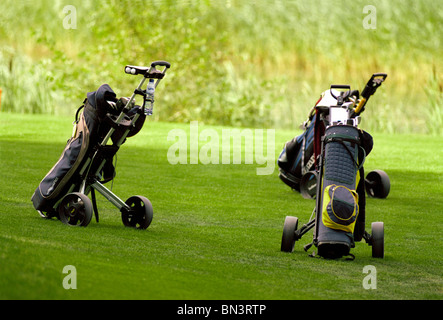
[280,74,389,259]
[32,85,120,212]
[315,124,372,258]
[31,61,171,228]
[277,112,316,191]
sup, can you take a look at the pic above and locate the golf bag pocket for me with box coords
[321,185,358,233]
[32,114,90,211]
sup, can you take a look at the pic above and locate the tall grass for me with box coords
[0,0,441,134]
[424,67,443,135]
[0,53,57,114]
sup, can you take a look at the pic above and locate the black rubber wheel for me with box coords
[371,222,384,258]
[58,192,93,227]
[365,170,390,198]
[281,216,298,252]
[122,196,153,230]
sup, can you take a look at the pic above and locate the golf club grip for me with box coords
[151,61,171,69]
[354,98,367,114]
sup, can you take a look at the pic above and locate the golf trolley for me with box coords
[32,61,171,229]
[280,73,389,259]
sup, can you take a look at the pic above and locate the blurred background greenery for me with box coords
[0,0,441,134]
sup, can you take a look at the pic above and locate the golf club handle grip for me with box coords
[354,97,367,114]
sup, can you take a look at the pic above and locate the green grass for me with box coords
[0,113,442,300]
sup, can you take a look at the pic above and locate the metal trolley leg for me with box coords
[90,180,129,211]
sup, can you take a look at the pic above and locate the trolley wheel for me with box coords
[122,196,153,230]
[58,192,93,227]
[365,170,390,198]
[371,222,384,258]
[300,171,318,199]
[281,216,299,253]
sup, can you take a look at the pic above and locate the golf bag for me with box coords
[315,125,371,258]
[277,113,316,191]
[31,61,171,228]
[32,84,121,213]
[281,74,389,259]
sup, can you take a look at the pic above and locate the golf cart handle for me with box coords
[125,60,171,78]
[372,73,388,79]
[151,60,171,69]
[330,84,351,101]
[330,84,351,90]
[361,73,387,99]
[353,73,388,115]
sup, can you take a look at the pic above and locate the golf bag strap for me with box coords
[75,104,85,123]
[313,110,325,167]
[301,135,306,175]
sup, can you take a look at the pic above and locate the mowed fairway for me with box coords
[0,113,442,300]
